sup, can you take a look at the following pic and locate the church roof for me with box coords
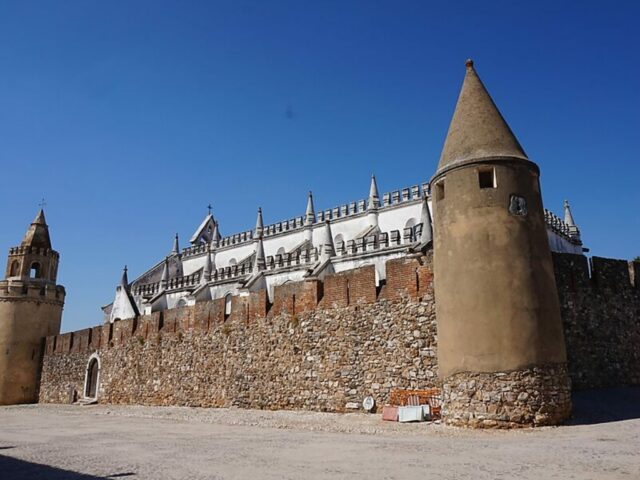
[21,209,52,249]
[437,60,528,174]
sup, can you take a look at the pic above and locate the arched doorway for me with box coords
[84,354,100,400]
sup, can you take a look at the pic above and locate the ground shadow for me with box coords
[0,454,136,480]
[569,386,640,425]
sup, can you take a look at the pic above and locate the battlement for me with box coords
[7,245,59,259]
[181,182,429,258]
[552,253,640,291]
[0,279,66,303]
[46,254,434,356]
[134,222,424,297]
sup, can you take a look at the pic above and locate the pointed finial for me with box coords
[160,257,170,290]
[253,237,266,271]
[305,191,316,225]
[120,265,129,288]
[255,207,264,238]
[319,220,336,261]
[420,195,433,245]
[202,244,213,283]
[368,175,380,210]
[563,199,576,227]
[211,221,220,247]
[172,233,180,254]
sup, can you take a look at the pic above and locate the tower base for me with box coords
[442,364,572,428]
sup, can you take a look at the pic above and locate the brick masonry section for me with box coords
[442,364,572,428]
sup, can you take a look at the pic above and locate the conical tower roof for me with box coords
[436,60,528,175]
[21,209,52,249]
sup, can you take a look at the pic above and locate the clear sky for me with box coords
[1,1,638,332]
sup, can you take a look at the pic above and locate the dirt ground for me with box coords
[1,389,639,480]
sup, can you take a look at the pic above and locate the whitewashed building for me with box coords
[103,176,583,322]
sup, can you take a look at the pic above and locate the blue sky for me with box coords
[1,1,638,332]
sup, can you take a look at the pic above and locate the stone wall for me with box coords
[553,253,640,390]
[442,364,572,428]
[39,256,439,411]
[37,251,640,425]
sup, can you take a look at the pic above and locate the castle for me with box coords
[1,61,638,428]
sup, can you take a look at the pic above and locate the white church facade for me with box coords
[104,176,583,323]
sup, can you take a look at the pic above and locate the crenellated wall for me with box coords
[39,255,439,410]
[553,253,640,389]
[38,251,640,416]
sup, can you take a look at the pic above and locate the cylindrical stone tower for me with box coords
[0,210,65,405]
[431,60,571,427]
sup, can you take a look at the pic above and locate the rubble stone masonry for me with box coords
[39,257,439,411]
[38,252,640,427]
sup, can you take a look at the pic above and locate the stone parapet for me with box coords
[442,364,572,428]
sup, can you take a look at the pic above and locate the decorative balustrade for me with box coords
[544,209,581,243]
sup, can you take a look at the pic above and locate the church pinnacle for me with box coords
[368,175,380,209]
[437,59,528,174]
[305,191,316,225]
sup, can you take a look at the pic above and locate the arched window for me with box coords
[84,354,101,400]
[404,218,417,229]
[9,260,19,277]
[228,258,237,267]
[276,247,286,256]
[176,298,187,308]
[30,262,41,279]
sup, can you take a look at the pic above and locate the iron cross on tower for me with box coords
[38,198,47,209]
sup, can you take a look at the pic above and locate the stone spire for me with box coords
[172,233,180,255]
[255,207,264,239]
[563,200,576,227]
[420,195,433,245]
[160,257,169,291]
[253,237,266,272]
[437,59,528,174]
[305,191,316,225]
[368,175,380,209]
[21,209,52,249]
[318,220,335,261]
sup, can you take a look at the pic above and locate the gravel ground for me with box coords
[1,390,639,480]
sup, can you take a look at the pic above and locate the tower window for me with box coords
[30,262,41,279]
[435,180,445,201]
[479,168,496,189]
[9,260,19,277]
